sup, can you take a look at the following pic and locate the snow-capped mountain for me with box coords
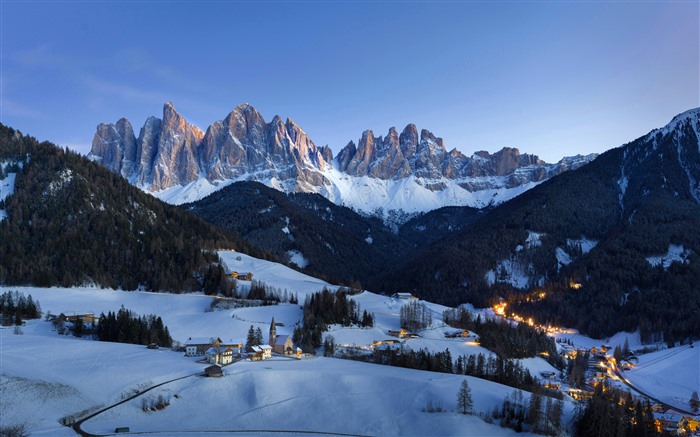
[89,102,596,219]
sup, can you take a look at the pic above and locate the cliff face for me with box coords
[90,102,330,192]
[89,102,596,218]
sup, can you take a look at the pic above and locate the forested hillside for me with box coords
[185,181,411,285]
[0,124,251,292]
[375,109,700,342]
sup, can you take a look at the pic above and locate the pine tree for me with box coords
[527,389,543,432]
[255,327,263,345]
[691,391,700,413]
[245,325,256,352]
[457,379,473,415]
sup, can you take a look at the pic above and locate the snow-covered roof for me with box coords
[251,346,262,352]
[260,345,272,350]
[221,339,243,346]
[275,335,291,345]
[205,347,217,355]
[185,337,216,346]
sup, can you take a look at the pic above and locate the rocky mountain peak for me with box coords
[90,102,598,219]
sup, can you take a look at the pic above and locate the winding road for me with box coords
[70,370,372,437]
[611,358,695,416]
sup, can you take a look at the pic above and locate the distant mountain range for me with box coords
[89,102,595,222]
[4,106,700,344]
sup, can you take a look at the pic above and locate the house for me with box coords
[63,313,99,324]
[184,337,243,357]
[269,317,295,355]
[250,345,272,361]
[388,329,409,339]
[231,271,253,281]
[204,364,223,377]
[544,381,560,391]
[391,292,418,300]
[445,330,470,338]
[185,337,220,356]
[206,346,235,365]
[540,371,556,378]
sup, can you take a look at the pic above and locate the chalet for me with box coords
[678,416,699,434]
[206,346,235,365]
[63,313,99,324]
[388,329,408,339]
[185,337,219,356]
[269,317,295,355]
[544,381,560,391]
[567,388,592,401]
[250,345,272,360]
[391,292,418,300]
[445,330,471,338]
[250,346,264,361]
[184,337,243,357]
[230,271,253,281]
[204,364,223,378]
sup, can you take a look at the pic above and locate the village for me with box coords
[492,300,700,436]
[11,251,698,437]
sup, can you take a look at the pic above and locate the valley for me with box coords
[2,250,697,436]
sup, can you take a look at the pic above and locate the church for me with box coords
[269,317,294,355]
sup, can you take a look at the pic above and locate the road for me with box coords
[70,369,372,437]
[72,372,202,437]
[611,359,695,416]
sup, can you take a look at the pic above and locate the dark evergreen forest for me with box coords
[0,124,252,292]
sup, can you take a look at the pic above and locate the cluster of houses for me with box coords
[189,317,302,377]
[229,271,254,281]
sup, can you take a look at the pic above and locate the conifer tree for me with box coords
[457,379,473,415]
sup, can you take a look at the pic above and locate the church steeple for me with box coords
[269,317,277,346]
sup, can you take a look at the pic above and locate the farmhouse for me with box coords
[184,337,243,357]
[230,271,253,281]
[251,345,272,360]
[388,329,409,339]
[391,292,417,300]
[206,346,235,365]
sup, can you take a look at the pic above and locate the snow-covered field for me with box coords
[0,249,690,435]
[622,345,700,411]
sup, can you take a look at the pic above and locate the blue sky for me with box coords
[1,1,698,162]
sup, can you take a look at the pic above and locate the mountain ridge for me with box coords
[372,107,700,342]
[89,102,596,220]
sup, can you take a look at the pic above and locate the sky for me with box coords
[1,1,698,163]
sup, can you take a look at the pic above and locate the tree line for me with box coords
[96,306,172,347]
[293,287,374,352]
[0,290,40,326]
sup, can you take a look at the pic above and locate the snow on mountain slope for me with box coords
[0,161,18,221]
[316,166,543,221]
[623,345,700,412]
[91,103,596,222]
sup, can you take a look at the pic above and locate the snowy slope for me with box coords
[0,251,574,435]
[154,165,545,223]
[622,345,700,412]
[0,161,18,221]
